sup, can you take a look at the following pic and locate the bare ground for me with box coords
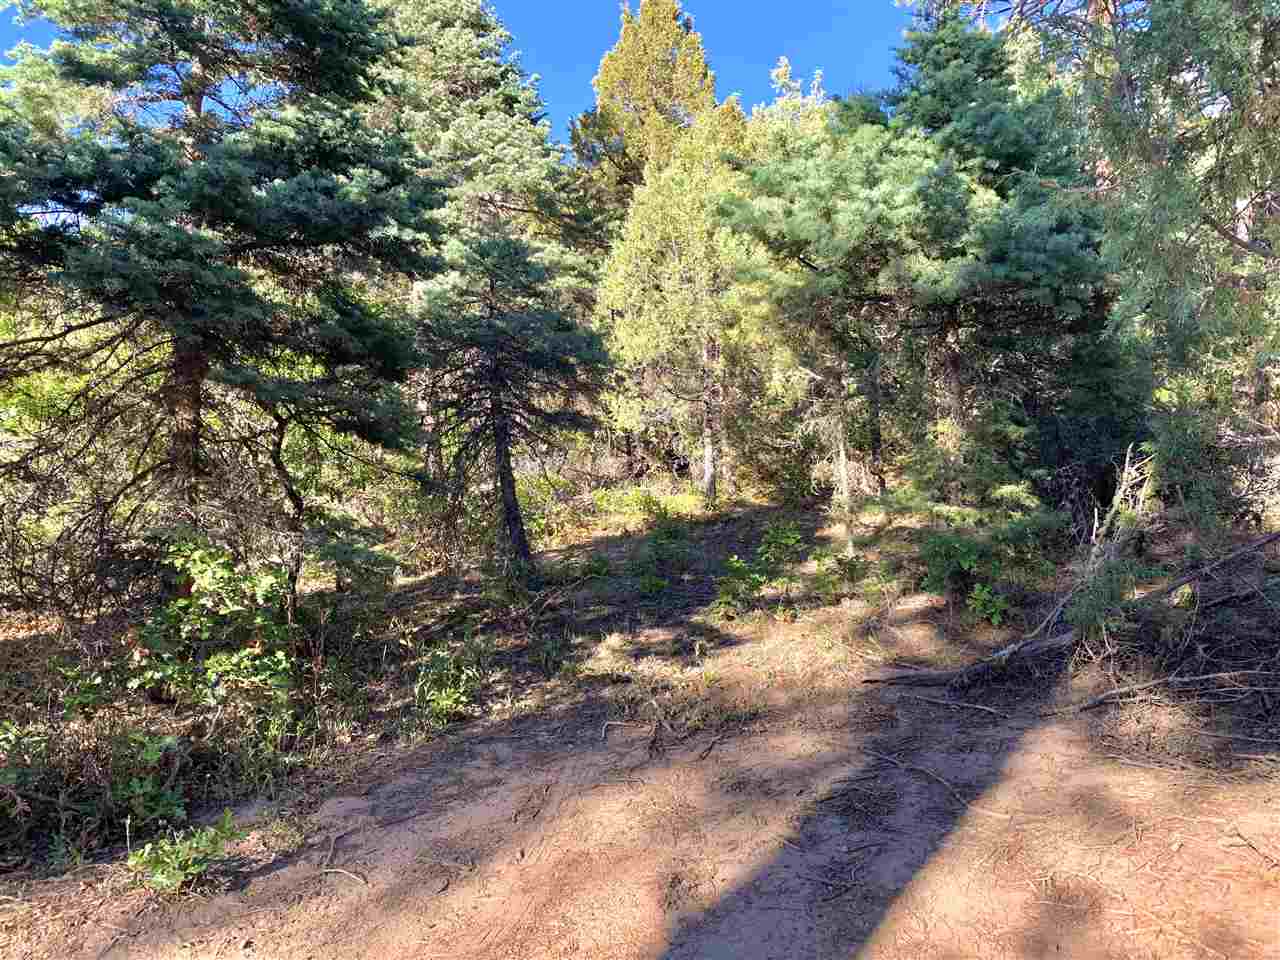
[6,511,1280,960]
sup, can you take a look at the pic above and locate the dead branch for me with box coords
[866,530,1280,690]
[900,695,1012,719]
[1038,672,1280,716]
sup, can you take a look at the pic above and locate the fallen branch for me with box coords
[900,695,1012,719]
[1043,671,1280,716]
[866,531,1280,690]
[320,867,368,886]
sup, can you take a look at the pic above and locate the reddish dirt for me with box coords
[8,510,1280,960]
[9,608,1280,960]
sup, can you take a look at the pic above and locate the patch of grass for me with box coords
[411,635,494,728]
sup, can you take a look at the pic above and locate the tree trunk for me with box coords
[864,353,887,496]
[834,404,856,556]
[165,343,210,510]
[701,335,719,504]
[491,393,533,572]
[270,417,306,630]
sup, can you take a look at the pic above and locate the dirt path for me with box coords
[8,499,1280,960]
[36,631,1276,960]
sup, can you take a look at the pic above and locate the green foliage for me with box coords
[811,548,871,601]
[412,637,492,727]
[756,521,806,572]
[128,542,299,729]
[966,583,1010,626]
[517,473,578,547]
[636,574,671,597]
[127,810,243,894]
[630,514,693,593]
[892,11,1080,191]
[1065,558,1139,638]
[597,101,764,500]
[714,555,769,613]
[919,508,1065,595]
[570,0,717,219]
[590,485,701,523]
[713,520,807,613]
[415,234,610,568]
[920,531,985,594]
[0,0,440,612]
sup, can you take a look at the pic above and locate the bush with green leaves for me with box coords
[412,637,493,728]
[518,473,579,546]
[630,515,693,584]
[128,541,302,737]
[811,548,870,600]
[126,810,243,893]
[919,509,1064,596]
[0,718,198,862]
[714,520,808,613]
[967,583,1011,626]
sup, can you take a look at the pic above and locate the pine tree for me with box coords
[725,18,1113,530]
[414,236,608,573]
[0,0,440,603]
[570,0,717,230]
[367,0,561,226]
[360,0,607,571]
[597,101,759,502]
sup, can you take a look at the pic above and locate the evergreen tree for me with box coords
[726,17,1114,532]
[414,236,608,573]
[597,101,758,502]
[891,11,1079,191]
[357,0,606,570]
[570,0,717,231]
[367,0,561,227]
[724,107,957,508]
[0,0,440,593]
[1012,0,1280,518]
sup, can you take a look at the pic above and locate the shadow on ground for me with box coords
[67,510,1280,960]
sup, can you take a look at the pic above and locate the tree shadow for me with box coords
[74,514,1280,960]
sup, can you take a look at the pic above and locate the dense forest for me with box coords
[1,0,1278,892]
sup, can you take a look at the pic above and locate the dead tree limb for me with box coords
[865,531,1280,690]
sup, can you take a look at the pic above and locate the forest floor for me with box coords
[6,500,1280,959]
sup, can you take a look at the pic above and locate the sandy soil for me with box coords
[11,610,1280,960]
[6,509,1280,960]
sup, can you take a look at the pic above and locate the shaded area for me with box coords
[14,510,1280,960]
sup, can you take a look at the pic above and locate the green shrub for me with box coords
[713,521,808,614]
[713,554,767,613]
[631,515,692,584]
[412,637,492,727]
[126,809,243,893]
[637,573,670,597]
[811,548,870,600]
[518,473,577,545]
[967,583,1010,625]
[920,532,986,593]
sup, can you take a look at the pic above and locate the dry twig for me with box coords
[901,695,1012,719]
[320,867,368,886]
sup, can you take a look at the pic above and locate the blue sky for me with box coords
[1,1,916,143]
[504,1,915,140]
[504,0,916,140]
